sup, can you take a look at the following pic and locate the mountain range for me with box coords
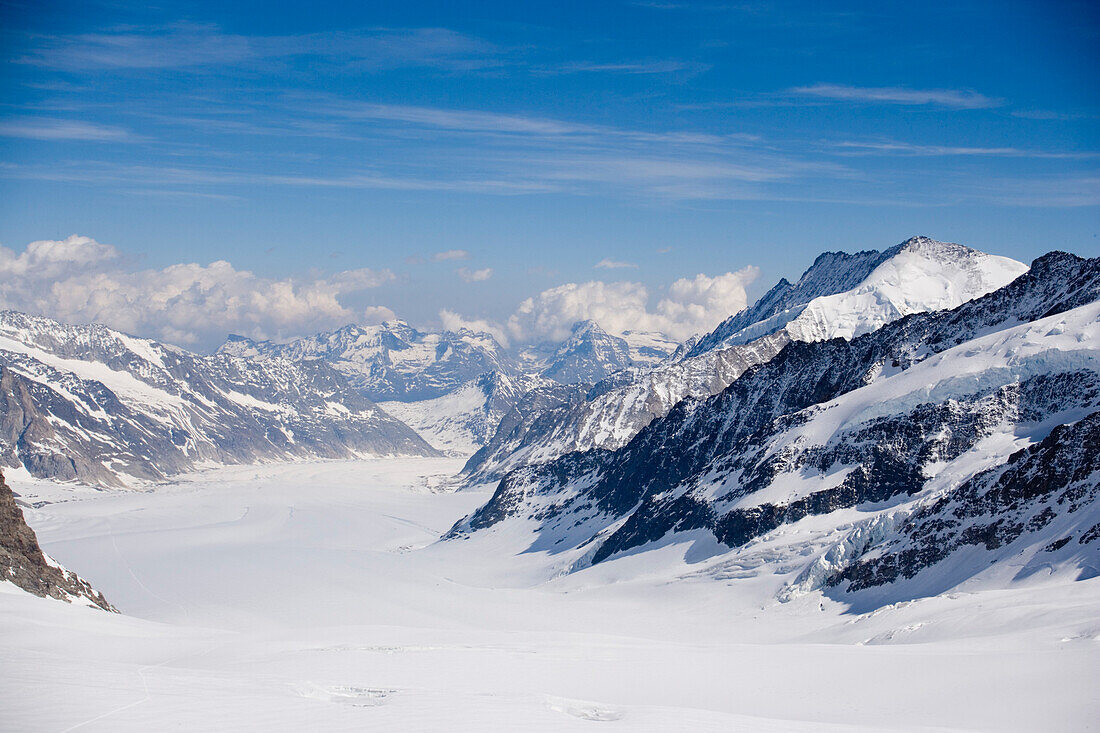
[0,234,1097,629]
[448,250,1100,607]
[460,236,1028,484]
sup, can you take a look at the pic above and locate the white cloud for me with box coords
[790,84,999,109]
[439,309,509,346]
[362,305,398,323]
[0,235,394,350]
[432,249,470,261]
[457,266,493,282]
[594,258,638,269]
[505,266,759,343]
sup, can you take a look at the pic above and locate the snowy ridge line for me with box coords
[461,236,1028,485]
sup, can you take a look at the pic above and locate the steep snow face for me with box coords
[617,330,680,368]
[691,237,1027,353]
[219,321,515,402]
[782,238,1029,343]
[688,248,894,357]
[0,311,438,487]
[462,238,1027,485]
[380,372,549,456]
[452,252,1100,606]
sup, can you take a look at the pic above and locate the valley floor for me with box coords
[1,458,1097,731]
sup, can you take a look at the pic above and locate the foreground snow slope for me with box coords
[2,459,1096,731]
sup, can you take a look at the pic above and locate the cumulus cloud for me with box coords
[457,266,493,282]
[439,308,509,346]
[432,249,470,261]
[0,235,394,350]
[505,267,759,343]
[594,258,637,269]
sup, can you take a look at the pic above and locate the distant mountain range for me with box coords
[0,312,438,487]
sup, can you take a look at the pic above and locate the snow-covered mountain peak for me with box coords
[540,320,634,385]
[782,238,1028,342]
[690,237,1027,354]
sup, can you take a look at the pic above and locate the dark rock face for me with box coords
[453,252,1100,583]
[0,469,114,611]
[829,410,1100,593]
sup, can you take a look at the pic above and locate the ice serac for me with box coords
[0,311,439,487]
[451,251,1100,605]
[461,237,1027,485]
[0,469,114,610]
[219,321,515,402]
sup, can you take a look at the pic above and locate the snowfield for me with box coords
[1,458,1097,732]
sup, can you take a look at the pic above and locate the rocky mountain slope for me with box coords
[0,311,437,487]
[461,237,1027,484]
[449,251,1100,605]
[537,320,639,384]
[0,469,113,610]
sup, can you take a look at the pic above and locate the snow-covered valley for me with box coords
[2,458,1097,732]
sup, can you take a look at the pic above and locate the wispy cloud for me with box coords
[963,176,1100,208]
[537,60,710,75]
[314,100,592,136]
[1011,109,1091,121]
[0,117,136,142]
[790,84,1000,109]
[457,266,493,282]
[16,23,501,72]
[432,249,470,261]
[829,140,1098,159]
[594,258,638,269]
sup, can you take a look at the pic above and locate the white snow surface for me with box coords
[2,458,1096,732]
[380,384,493,456]
[741,238,1028,345]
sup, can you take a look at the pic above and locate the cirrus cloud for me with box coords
[432,249,471,261]
[790,84,1000,109]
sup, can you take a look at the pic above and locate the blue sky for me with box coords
[0,0,1097,349]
